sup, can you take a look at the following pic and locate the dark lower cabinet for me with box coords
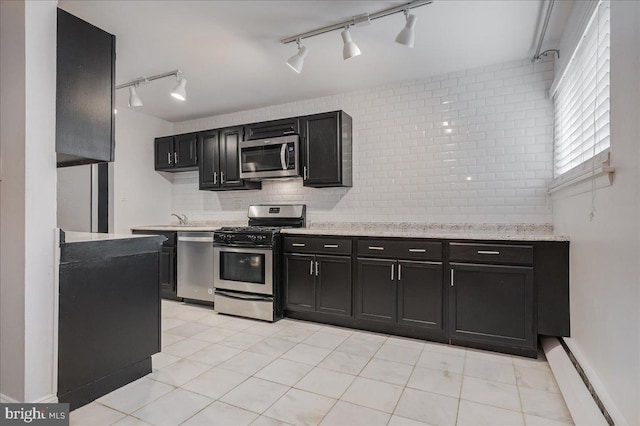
[449,263,535,356]
[285,254,315,312]
[316,255,352,316]
[133,230,179,300]
[285,253,352,317]
[397,261,443,331]
[356,258,444,333]
[160,246,177,299]
[356,258,396,323]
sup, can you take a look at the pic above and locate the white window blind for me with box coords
[552,0,610,178]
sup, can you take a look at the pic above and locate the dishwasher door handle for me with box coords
[178,236,214,243]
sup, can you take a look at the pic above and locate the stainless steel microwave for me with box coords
[239,135,299,180]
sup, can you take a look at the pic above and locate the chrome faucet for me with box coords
[171,213,188,225]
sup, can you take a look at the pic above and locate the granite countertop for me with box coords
[281,222,569,242]
[130,221,569,241]
[63,231,160,244]
[131,221,246,232]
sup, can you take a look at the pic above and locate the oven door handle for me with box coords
[215,290,272,302]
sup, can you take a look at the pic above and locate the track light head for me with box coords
[128,85,143,107]
[341,27,361,60]
[395,13,417,48]
[286,44,309,74]
[171,74,187,101]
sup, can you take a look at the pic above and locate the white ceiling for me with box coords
[58,0,572,123]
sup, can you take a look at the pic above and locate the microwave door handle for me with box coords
[280,143,287,170]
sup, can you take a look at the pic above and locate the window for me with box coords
[552,0,610,180]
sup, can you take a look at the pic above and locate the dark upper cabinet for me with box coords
[244,118,300,140]
[56,8,115,167]
[155,134,198,172]
[197,127,260,191]
[449,262,535,355]
[154,137,174,170]
[174,134,198,168]
[300,111,353,188]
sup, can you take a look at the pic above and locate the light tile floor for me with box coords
[71,300,574,426]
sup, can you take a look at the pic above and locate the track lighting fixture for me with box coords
[171,73,187,101]
[286,38,308,73]
[281,0,431,69]
[128,84,143,107]
[341,27,361,60]
[116,69,187,108]
[395,11,417,48]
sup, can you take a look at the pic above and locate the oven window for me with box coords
[220,252,266,284]
[241,145,284,173]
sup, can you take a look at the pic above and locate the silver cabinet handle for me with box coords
[310,260,314,275]
[292,243,306,247]
[283,130,295,134]
[213,171,217,184]
[368,246,384,251]
[451,269,454,286]
[409,248,426,253]
[221,171,225,184]
[303,165,308,180]
[477,250,500,255]
[174,152,178,164]
[391,264,394,281]
[167,152,172,165]
[315,261,319,276]
[280,143,287,170]
[324,244,339,248]
[398,264,402,281]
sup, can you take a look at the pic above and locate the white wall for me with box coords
[0,0,27,403]
[552,1,640,425]
[0,0,58,403]
[57,165,92,232]
[172,58,554,224]
[113,108,173,233]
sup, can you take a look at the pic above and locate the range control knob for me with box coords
[248,235,257,241]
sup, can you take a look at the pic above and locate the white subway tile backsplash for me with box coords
[170,58,553,224]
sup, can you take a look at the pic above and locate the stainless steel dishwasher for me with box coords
[177,231,215,302]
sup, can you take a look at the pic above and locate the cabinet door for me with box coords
[356,258,396,323]
[450,263,535,350]
[398,261,443,331]
[174,134,198,168]
[160,246,176,297]
[198,131,220,189]
[301,112,341,186]
[316,255,352,317]
[56,8,115,166]
[285,254,316,312]
[155,137,174,170]
[219,127,245,189]
[244,117,299,140]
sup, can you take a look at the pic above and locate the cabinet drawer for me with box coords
[284,237,352,255]
[357,239,442,261]
[449,242,533,265]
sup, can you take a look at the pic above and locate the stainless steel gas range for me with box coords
[213,204,306,322]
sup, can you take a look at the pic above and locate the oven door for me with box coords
[214,246,273,295]
[239,137,299,180]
